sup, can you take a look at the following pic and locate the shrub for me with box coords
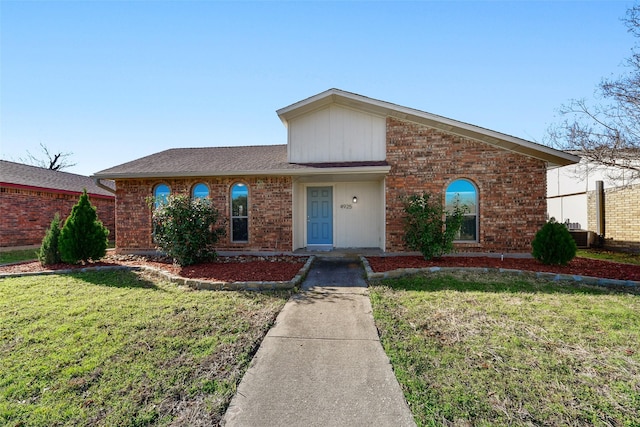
[38,213,62,266]
[59,189,110,264]
[531,218,577,265]
[403,192,466,260]
[152,195,226,266]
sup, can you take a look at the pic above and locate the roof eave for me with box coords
[385,109,580,167]
[0,182,115,199]
[92,165,392,181]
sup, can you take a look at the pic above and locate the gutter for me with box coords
[94,178,117,194]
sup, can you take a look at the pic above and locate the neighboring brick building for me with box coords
[0,160,115,248]
[587,183,640,252]
[94,89,578,255]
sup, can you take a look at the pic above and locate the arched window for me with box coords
[192,183,209,200]
[153,184,171,208]
[231,183,248,242]
[446,179,478,241]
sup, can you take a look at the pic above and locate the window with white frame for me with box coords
[153,183,171,208]
[231,183,248,242]
[446,179,478,241]
[192,183,209,200]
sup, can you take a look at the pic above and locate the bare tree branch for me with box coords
[19,142,77,171]
[547,4,640,183]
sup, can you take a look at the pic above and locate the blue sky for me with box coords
[1,0,636,176]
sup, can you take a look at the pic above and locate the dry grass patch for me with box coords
[370,271,640,426]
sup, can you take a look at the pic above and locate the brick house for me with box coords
[0,160,116,248]
[93,89,579,254]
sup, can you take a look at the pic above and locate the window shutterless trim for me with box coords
[446,178,479,243]
[230,182,249,243]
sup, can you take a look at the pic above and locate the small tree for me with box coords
[152,195,226,266]
[59,189,109,264]
[38,213,62,266]
[403,192,466,260]
[531,218,577,266]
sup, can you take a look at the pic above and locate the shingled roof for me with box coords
[93,145,389,179]
[1,160,115,198]
[93,145,295,178]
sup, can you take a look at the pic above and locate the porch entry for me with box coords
[307,186,333,246]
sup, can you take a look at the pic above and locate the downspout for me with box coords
[94,178,117,195]
[595,180,605,240]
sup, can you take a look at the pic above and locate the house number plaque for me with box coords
[340,204,353,209]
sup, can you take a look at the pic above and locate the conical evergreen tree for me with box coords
[59,189,109,263]
[38,213,62,266]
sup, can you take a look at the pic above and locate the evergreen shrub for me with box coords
[38,213,62,266]
[59,189,109,264]
[531,218,577,265]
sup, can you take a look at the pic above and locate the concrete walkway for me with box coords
[222,257,416,426]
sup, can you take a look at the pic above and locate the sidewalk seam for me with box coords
[266,335,380,342]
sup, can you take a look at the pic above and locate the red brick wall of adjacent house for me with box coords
[385,117,548,253]
[114,176,293,253]
[0,186,115,247]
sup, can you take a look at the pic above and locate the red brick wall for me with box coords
[0,186,115,247]
[114,176,293,253]
[385,117,547,253]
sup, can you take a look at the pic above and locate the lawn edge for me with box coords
[360,256,640,289]
[0,256,316,291]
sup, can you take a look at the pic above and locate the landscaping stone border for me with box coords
[360,256,640,290]
[0,256,316,291]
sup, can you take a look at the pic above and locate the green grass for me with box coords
[0,242,115,265]
[0,270,291,426]
[577,248,640,266]
[0,249,38,264]
[370,272,640,426]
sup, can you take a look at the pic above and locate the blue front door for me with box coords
[307,187,333,245]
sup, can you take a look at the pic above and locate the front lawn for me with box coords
[0,271,291,426]
[370,272,640,426]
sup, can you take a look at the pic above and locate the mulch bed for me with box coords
[2,254,639,283]
[366,256,640,282]
[0,255,307,283]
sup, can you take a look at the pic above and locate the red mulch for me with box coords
[177,259,305,282]
[0,255,306,283]
[3,255,639,283]
[366,256,640,282]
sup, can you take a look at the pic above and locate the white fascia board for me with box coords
[276,89,338,126]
